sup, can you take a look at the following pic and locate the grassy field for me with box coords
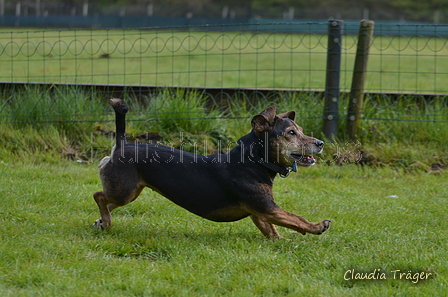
[0,161,446,296]
[0,90,447,295]
[1,28,448,93]
[0,26,447,296]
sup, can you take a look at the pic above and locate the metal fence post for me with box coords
[347,20,374,140]
[323,20,343,142]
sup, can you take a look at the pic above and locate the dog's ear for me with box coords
[251,106,277,132]
[276,110,296,121]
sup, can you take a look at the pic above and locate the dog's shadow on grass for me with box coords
[85,221,272,261]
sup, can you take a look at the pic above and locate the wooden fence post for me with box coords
[323,20,343,142]
[347,20,374,140]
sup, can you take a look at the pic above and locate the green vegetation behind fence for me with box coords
[0,23,447,134]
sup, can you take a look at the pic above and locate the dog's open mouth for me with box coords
[290,154,316,167]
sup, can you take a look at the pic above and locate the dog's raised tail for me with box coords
[110,98,128,149]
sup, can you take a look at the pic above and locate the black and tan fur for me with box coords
[93,99,331,239]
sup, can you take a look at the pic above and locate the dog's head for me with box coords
[251,106,324,167]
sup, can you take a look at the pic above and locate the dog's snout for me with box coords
[315,140,325,148]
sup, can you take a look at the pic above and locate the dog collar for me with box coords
[248,156,297,178]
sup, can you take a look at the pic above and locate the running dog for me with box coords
[93,99,331,239]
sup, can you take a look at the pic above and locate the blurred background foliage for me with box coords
[4,0,448,23]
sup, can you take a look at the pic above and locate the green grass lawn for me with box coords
[0,27,447,296]
[0,161,446,296]
[1,28,448,93]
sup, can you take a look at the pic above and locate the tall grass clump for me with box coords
[359,95,448,146]
[0,85,107,137]
[0,124,73,163]
[337,94,448,169]
[119,89,227,155]
[130,89,221,135]
[0,85,110,162]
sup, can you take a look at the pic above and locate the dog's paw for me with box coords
[92,218,104,230]
[322,219,331,232]
[316,219,332,234]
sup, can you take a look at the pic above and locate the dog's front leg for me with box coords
[255,207,331,236]
[250,214,283,239]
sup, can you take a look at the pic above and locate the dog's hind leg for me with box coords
[93,183,145,229]
[93,191,114,229]
[250,214,283,239]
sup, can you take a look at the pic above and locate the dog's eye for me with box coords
[288,130,296,135]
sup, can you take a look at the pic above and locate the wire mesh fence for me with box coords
[0,22,447,129]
